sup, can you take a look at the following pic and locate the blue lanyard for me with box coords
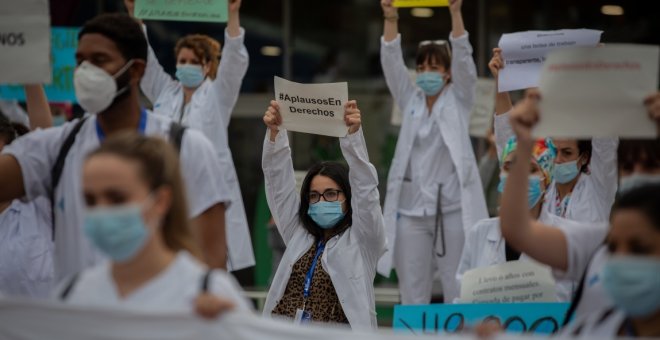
[96,109,147,142]
[303,241,325,300]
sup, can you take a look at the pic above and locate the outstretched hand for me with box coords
[644,91,660,136]
[488,48,504,78]
[124,0,135,17]
[194,293,236,320]
[344,100,362,134]
[381,0,398,18]
[229,0,241,13]
[449,0,463,13]
[263,100,282,141]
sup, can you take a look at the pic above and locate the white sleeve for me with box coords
[139,25,180,103]
[179,129,231,218]
[380,34,418,113]
[0,100,30,127]
[340,128,387,261]
[494,111,513,161]
[210,270,253,312]
[211,27,249,129]
[448,32,477,118]
[262,129,301,245]
[553,221,609,281]
[588,137,619,202]
[1,123,76,200]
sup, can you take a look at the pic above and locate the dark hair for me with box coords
[612,184,660,231]
[298,161,353,240]
[416,43,452,71]
[617,140,660,173]
[0,114,29,145]
[577,139,592,173]
[78,13,147,62]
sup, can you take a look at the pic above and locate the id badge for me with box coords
[294,308,312,324]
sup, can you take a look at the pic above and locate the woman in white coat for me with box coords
[261,100,386,330]
[489,48,618,224]
[125,0,254,271]
[377,0,488,304]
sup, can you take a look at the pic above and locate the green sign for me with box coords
[135,0,228,23]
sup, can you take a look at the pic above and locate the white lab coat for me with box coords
[140,26,254,271]
[493,113,618,223]
[558,307,626,338]
[261,128,386,330]
[377,32,488,276]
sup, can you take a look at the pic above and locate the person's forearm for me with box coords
[499,139,533,242]
[450,8,465,38]
[495,90,512,115]
[383,16,398,42]
[227,10,240,37]
[24,85,52,130]
[193,203,227,269]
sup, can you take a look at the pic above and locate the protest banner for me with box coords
[393,303,569,335]
[393,0,449,7]
[0,0,50,84]
[498,29,602,92]
[535,44,659,138]
[460,260,557,304]
[0,27,79,102]
[135,0,228,23]
[469,78,496,137]
[274,76,349,138]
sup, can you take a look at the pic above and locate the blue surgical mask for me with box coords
[498,174,545,208]
[83,204,150,262]
[175,64,205,88]
[619,173,660,195]
[307,201,346,229]
[53,115,67,127]
[602,256,660,317]
[553,160,580,184]
[415,72,444,96]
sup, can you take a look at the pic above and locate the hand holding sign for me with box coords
[381,0,398,19]
[488,47,504,78]
[644,92,660,135]
[263,100,282,142]
[228,0,241,13]
[344,100,361,134]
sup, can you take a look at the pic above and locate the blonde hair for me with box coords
[175,34,221,79]
[86,132,200,257]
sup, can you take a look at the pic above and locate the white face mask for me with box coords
[74,60,134,114]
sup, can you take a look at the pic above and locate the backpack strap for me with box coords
[59,273,80,301]
[561,244,603,326]
[50,117,89,240]
[200,269,213,293]
[168,121,186,153]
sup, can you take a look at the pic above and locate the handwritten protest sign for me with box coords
[0,27,79,102]
[535,44,659,138]
[498,29,602,92]
[393,0,449,7]
[274,76,348,138]
[0,0,50,84]
[135,0,228,23]
[394,303,569,335]
[469,78,496,137]
[460,260,557,304]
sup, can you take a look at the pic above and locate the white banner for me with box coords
[274,76,348,138]
[460,260,557,304]
[536,44,659,138]
[0,0,51,84]
[498,29,602,92]
[469,78,496,137]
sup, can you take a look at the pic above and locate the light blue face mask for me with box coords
[553,160,580,184]
[175,64,205,88]
[498,174,545,208]
[415,72,444,97]
[602,256,660,317]
[307,201,346,229]
[83,204,150,262]
[53,115,67,127]
[619,173,660,195]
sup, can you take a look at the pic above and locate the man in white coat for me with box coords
[377,0,488,304]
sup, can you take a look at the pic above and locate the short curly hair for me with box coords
[175,35,222,80]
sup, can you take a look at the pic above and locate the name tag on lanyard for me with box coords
[294,240,325,325]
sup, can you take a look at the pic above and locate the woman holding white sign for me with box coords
[377,0,488,304]
[261,100,386,330]
[125,0,254,271]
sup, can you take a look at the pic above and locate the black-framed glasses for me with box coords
[418,39,451,57]
[309,189,343,204]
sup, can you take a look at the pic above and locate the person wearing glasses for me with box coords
[377,0,488,304]
[260,100,386,330]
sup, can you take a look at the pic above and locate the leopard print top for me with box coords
[272,241,349,325]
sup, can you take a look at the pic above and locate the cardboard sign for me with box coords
[536,44,659,138]
[274,76,348,138]
[393,303,570,335]
[0,0,50,84]
[0,27,79,102]
[135,0,228,23]
[498,29,602,92]
[393,0,449,7]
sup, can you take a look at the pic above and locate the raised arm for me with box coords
[489,48,514,159]
[24,85,52,129]
[448,0,477,116]
[380,0,417,111]
[340,101,386,260]
[0,155,25,202]
[589,137,619,203]
[262,101,301,244]
[211,0,249,128]
[499,89,569,271]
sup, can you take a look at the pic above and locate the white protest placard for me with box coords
[469,78,496,137]
[0,0,51,84]
[498,29,602,92]
[535,44,659,138]
[274,76,348,138]
[460,260,557,304]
